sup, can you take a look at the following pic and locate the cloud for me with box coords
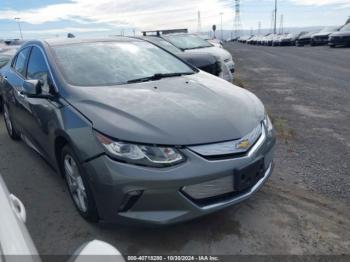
[289,0,350,7]
[0,0,235,31]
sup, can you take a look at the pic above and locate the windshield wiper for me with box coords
[127,72,193,84]
[182,46,210,51]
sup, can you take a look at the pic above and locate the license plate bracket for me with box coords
[234,158,265,192]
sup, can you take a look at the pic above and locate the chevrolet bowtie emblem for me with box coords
[236,139,251,150]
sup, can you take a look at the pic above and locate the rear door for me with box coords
[16,46,57,156]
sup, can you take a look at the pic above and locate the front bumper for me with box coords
[83,131,276,225]
[312,37,329,45]
[329,36,350,46]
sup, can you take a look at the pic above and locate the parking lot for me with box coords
[0,42,350,255]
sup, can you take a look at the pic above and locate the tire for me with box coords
[3,103,20,140]
[329,45,335,48]
[60,145,99,222]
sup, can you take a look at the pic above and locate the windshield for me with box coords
[340,23,350,32]
[320,26,338,32]
[52,41,194,86]
[163,34,212,50]
[144,37,182,54]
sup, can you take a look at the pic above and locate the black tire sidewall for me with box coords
[61,145,99,222]
[3,103,20,140]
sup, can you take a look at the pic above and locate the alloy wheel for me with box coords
[64,154,88,213]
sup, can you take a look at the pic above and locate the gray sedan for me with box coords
[0,38,276,225]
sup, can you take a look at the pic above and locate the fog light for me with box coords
[118,190,143,212]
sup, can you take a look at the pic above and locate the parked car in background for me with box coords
[311,26,339,46]
[238,35,252,43]
[329,23,350,47]
[272,34,285,46]
[246,35,256,45]
[206,38,224,48]
[1,37,275,225]
[143,29,235,81]
[0,48,17,69]
[140,36,222,79]
[296,32,314,46]
[0,174,124,260]
[279,33,299,46]
[266,34,277,46]
[197,34,224,48]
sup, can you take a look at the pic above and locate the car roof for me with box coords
[25,37,143,47]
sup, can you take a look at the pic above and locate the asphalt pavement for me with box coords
[0,43,349,256]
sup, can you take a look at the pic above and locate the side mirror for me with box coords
[22,80,42,97]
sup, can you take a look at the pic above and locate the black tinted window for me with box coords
[14,47,30,77]
[27,47,51,93]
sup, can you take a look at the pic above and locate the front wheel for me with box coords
[3,103,20,140]
[61,145,99,222]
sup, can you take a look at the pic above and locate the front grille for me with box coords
[314,36,328,40]
[200,61,221,76]
[181,176,234,201]
[188,124,263,160]
[182,161,270,207]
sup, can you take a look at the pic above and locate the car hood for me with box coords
[312,32,334,37]
[330,31,350,37]
[184,46,233,62]
[66,72,265,145]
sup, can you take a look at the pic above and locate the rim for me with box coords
[3,104,13,135]
[64,154,88,213]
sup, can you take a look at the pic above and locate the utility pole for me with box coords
[14,17,23,40]
[258,21,261,35]
[197,10,202,33]
[234,0,241,38]
[279,14,284,34]
[220,12,224,40]
[274,0,278,34]
[270,11,274,34]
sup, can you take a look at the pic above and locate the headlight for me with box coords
[263,114,273,135]
[95,132,184,167]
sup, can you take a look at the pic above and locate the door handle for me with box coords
[16,89,25,98]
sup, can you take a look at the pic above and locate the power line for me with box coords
[270,10,274,34]
[279,14,284,34]
[274,0,278,34]
[197,10,202,33]
[14,17,23,40]
[220,12,224,40]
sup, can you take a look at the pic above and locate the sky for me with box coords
[0,0,349,39]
